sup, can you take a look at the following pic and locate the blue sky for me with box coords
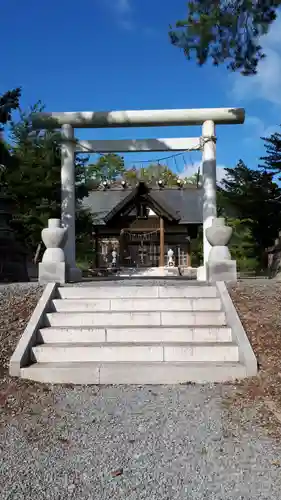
[2,0,281,181]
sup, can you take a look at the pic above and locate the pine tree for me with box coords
[169,1,280,75]
[0,88,21,179]
[219,159,281,266]
[0,88,21,125]
[260,129,281,176]
[4,102,91,255]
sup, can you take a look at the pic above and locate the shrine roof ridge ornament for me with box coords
[31,107,245,129]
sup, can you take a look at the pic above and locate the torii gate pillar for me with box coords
[201,119,217,279]
[61,124,82,282]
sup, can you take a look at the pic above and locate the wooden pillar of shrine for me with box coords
[159,217,165,267]
[94,231,99,268]
[186,237,191,267]
[119,230,124,267]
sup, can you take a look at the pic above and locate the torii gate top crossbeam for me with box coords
[31,107,245,129]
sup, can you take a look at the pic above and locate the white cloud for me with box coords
[231,16,281,105]
[216,166,228,185]
[116,0,132,13]
[264,15,281,46]
[179,161,227,186]
[179,161,201,179]
[103,0,134,30]
[243,115,279,144]
[100,1,156,34]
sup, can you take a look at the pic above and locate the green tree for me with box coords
[260,127,281,176]
[227,217,258,271]
[86,153,125,185]
[123,166,139,186]
[169,1,280,75]
[3,102,92,257]
[0,88,21,125]
[0,88,21,180]
[183,167,202,187]
[138,163,179,186]
[219,159,281,267]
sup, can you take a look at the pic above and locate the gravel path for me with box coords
[64,278,207,287]
[0,283,44,380]
[1,383,281,500]
[1,279,281,499]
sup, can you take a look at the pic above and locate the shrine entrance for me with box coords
[120,229,161,268]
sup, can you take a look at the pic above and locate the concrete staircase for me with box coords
[14,282,257,384]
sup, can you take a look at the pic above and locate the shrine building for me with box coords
[82,180,203,269]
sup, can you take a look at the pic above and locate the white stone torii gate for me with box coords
[31,107,245,281]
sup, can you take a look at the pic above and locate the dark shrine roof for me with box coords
[82,184,203,225]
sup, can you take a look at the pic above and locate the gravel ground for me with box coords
[0,283,44,379]
[1,279,281,499]
[1,383,281,500]
[64,278,207,286]
[227,280,281,437]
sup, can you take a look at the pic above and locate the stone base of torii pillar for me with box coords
[38,218,77,285]
[38,219,67,285]
[198,218,237,283]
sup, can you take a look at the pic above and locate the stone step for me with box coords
[32,342,239,363]
[117,267,180,277]
[21,361,247,384]
[39,326,233,344]
[51,297,222,313]
[58,285,218,300]
[45,310,227,328]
